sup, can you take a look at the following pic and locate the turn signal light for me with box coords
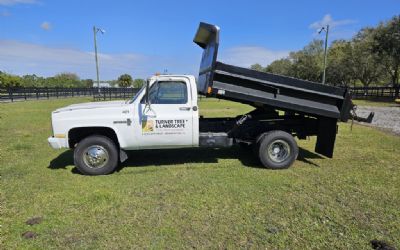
[54,134,66,138]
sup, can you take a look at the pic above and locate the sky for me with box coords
[0,0,399,80]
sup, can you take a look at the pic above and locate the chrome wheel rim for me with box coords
[83,145,109,168]
[267,139,290,163]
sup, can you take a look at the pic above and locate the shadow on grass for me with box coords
[119,147,258,170]
[49,150,74,169]
[48,146,323,174]
[297,148,323,167]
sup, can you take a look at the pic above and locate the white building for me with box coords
[93,82,112,88]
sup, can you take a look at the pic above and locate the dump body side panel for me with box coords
[212,62,343,119]
[193,22,353,122]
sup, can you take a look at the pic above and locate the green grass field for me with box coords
[1,97,399,249]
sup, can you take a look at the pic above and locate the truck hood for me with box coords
[54,100,128,113]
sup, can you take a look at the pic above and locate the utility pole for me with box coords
[319,24,329,84]
[93,26,105,90]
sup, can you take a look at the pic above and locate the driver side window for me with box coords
[143,81,188,104]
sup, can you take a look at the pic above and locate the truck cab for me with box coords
[128,75,199,149]
[48,75,206,174]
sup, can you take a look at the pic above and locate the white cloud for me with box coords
[0,0,38,6]
[220,46,289,67]
[0,40,199,79]
[309,14,356,30]
[309,14,358,39]
[0,40,150,79]
[40,21,51,30]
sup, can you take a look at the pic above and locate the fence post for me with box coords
[8,88,13,102]
[24,87,27,100]
[36,88,39,100]
[46,87,49,99]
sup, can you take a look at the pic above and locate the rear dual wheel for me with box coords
[256,130,298,169]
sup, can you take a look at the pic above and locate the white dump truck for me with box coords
[48,22,372,175]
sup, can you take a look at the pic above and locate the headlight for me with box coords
[51,113,54,136]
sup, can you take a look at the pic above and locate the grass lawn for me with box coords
[353,99,399,107]
[1,97,399,249]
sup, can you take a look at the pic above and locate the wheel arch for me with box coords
[68,126,120,149]
[255,129,292,144]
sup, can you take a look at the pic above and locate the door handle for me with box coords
[179,107,191,111]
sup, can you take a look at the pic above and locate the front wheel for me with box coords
[257,130,298,169]
[74,135,119,175]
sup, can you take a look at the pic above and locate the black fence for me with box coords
[350,86,399,99]
[0,87,140,102]
[0,86,398,102]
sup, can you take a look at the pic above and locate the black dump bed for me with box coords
[193,22,353,122]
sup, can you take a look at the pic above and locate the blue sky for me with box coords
[0,0,399,80]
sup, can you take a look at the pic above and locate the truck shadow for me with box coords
[120,147,323,170]
[297,148,323,167]
[48,147,323,174]
[48,150,75,170]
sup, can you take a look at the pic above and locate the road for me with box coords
[356,105,400,135]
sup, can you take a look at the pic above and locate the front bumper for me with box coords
[48,137,68,149]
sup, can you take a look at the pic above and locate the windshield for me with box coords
[128,85,145,104]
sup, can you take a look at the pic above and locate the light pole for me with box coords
[318,24,329,84]
[93,26,105,90]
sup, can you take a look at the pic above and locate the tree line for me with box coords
[0,71,145,89]
[250,15,400,96]
[0,72,95,88]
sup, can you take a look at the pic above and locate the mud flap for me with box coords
[315,117,338,158]
[119,149,128,163]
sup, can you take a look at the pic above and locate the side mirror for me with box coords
[143,80,157,118]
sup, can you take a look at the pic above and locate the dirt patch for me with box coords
[22,231,38,239]
[370,239,396,250]
[25,216,43,226]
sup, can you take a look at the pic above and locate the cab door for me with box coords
[136,79,193,149]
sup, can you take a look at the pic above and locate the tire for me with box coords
[73,135,119,175]
[256,130,298,169]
